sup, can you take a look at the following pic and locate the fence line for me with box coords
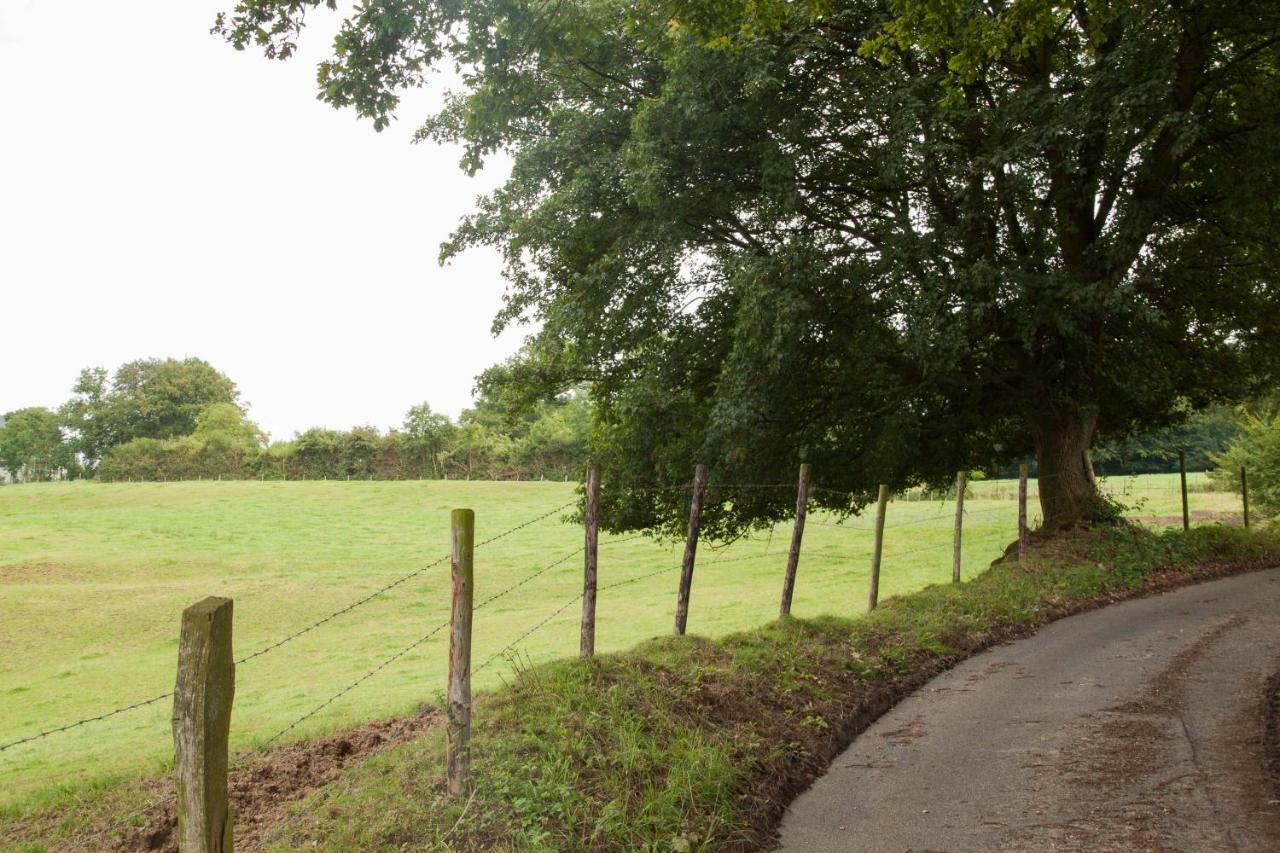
[0,499,577,757]
[6,454,1253,846]
[5,460,1240,758]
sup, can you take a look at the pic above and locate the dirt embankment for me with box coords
[9,708,440,852]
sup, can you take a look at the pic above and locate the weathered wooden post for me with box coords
[1017,465,1029,562]
[779,463,812,617]
[868,484,889,611]
[172,596,235,853]
[1241,465,1250,529]
[1179,451,1190,531]
[673,464,708,636]
[446,508,475,797]
[952,471,967,583]
[580,465,600,657]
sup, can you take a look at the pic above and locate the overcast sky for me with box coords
[0,0,523,441]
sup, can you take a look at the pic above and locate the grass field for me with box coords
[0,474,1242,812]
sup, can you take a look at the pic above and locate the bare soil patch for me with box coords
[13,707,441,852]
[0,561,83,584]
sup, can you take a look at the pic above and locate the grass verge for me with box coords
[264,524,1279,851]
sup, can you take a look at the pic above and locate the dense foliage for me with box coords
[0,356,592,483]
[59,358,241,468]
[0,355,1252,486]
[0,408,73,482]
[1081,406,1236,475]
[1210,413,1280,520]
[217,0,1280,535]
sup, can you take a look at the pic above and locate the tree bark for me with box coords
[1026,402,1101,530]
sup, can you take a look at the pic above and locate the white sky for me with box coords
[0,0,524,441]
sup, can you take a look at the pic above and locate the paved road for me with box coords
[778,568,1280,852]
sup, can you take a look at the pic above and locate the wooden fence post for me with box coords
[580,465,600,657]
[868,484,889,611]
[173,596,235,853]
[673,464,708,636]
[1179,451,1190,531]
[1017,465,1029,562]
[952,471,967,583]
[779,462,812,617]
[1241,465,1250,529]
[447,508,475,797]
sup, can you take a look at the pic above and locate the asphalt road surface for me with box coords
[778,567,1280,852]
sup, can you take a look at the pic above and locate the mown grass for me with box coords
[265,523,1280,851]
[0,476,1240,817]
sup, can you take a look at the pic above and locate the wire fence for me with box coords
[1,461,1252,848]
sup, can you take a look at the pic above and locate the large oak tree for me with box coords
[219,0,1280,533]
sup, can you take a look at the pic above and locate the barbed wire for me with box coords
[703,482,795,491]
[236,554,451,666]
[600,564,676,592]
[475,595,583,674]
[473,545,583,612]
[0,690,174,754]
[0,500,579,756]
[801,502,1011,532]
[473,498,579,549]
[233,617,451,766]
[233,541,590,766]
[236,555,683,843]
[7,466,1207,785]
[253,701,456,845]
[475,561,682,675]
[599,533,650,549]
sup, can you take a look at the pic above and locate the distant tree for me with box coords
[0,407,71,482]
[106,358,239,441]
[511,393,592,479]
[194,402,267,449]
[293,428,344,478]
[219,0,1280,534]
[62,358,240,469]
[403,403,455,478]
[59,367,111,468]
[448,420,510,480]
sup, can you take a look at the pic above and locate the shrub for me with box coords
[1210,414,1280,518]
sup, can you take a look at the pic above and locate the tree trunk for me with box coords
[1025,402,1101,530]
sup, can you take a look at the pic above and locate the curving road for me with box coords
[778,567,1280,852]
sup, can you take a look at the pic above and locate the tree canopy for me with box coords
[61,357,241,467]
[0,408,71,482]
[189,2,1280,531]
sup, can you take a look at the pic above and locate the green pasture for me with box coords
[0,475,1240,812]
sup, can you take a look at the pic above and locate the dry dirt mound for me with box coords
[112,707,439,852]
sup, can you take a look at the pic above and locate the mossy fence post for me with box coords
[1179,451,1190,531]
[673,463,708,636]
[580,464,600,657]
[1241,466,1250,529]
[173,596,235,853]
[779,462,812,617]
[1017,465,1029,562]
[952,471,967,583]
[868,484,889,611]
[447,508,475,797]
